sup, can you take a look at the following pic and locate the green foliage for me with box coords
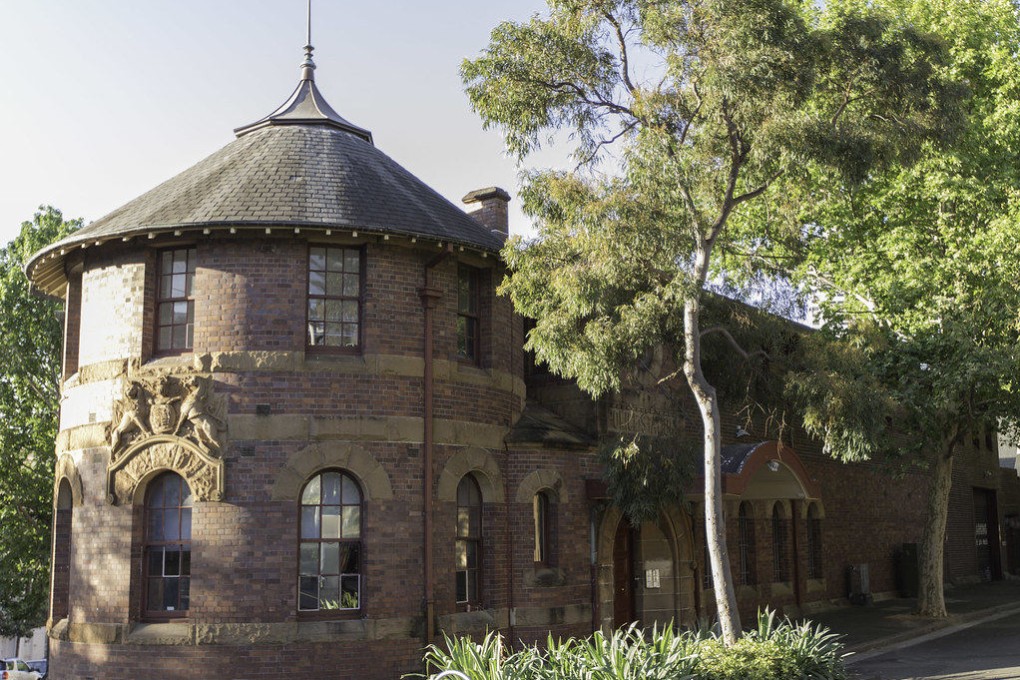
[413,611,847,680]
[0,207,80,637]
[599,432,695,525]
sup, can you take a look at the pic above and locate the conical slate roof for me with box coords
[27,46,504,295]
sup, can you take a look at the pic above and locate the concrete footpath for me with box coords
[804,580,1020,663]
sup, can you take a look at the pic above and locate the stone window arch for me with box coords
[143,472,192,619]
[298,469,363,613]
[771,502,792,583]
[806,502,824,580]
[737,501,757,586]
[51,479,74,622]
[456,474,483,606]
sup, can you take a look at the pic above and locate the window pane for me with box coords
[299,576,319,610]
[456,540,468,570]
[323,299,341,323]
[165,549,181,577]
[163,578,179,611]
[341,300,358,323]
[181,485,193,507]
[300,543,318,575]
[457,317,468,357]
[308,321,325,346]
[457,508,471,538]
[466,541,478,569]
[339,543,360,574]
[147,578,164,611]
[343,273,359,297]
[322,507,341,539]
[171,273,187,298]
[308,298,325,322]
[342,506,360,539]
[158,326,173,351]
[309,271,325,296]
[309,248,326,271]
[179,577,190,609]
[148,509,165,541]
[341,575,359,609]
[147,548,163,577]
[342,323,358,347]
[158,300,174,325]
[327,248,345,271]
[341,475,360,504]
[181,508,192,539]
[321,542,341,575]
[319,575,340,607]
[164,509,180,541]
[172,301,189,325]
[344,250,359,273]
[148,480,165,509]
[301,476,321,505]
[172,325,187,349]
[326,272,344,296]
[301,506,320,539]
[181,549,191,576]
[322,473,341,505]
[456,571,467,602]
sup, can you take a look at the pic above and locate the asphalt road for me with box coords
[849,609,1020,680]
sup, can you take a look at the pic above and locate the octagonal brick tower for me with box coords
[27,41,534,680]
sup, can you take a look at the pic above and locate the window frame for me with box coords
[154,247,197,355]
[455,475,483,608]
[305,245,365,354]
[456,264,480,364]
[297,470,364,618]
[142,472,193,621]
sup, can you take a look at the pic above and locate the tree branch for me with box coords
[603,10,637,96]
[700,325,770,361]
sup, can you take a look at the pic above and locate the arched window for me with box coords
[144,472,192,618]
[299,470,362,612]
[772,504,791,583]
[738,502,756,586]
[51,479,74,621]
[533,491,550,565]
[807,503,823,580]
[456,475,482,605]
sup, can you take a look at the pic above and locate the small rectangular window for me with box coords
[307,246,362,350]
[457,265,480,362]
[156,248,196,353]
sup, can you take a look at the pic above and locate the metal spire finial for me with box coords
[301,0,316,81]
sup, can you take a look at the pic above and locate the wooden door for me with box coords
[613,520,635,628]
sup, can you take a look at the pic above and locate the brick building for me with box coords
[26,39,1020,680]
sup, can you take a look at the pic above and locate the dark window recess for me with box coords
[156,248,196,352]
[533,492,550,564]
[738,502,756,586]
[456,476,482,605]
[299,471,363,611]
[772,508,791,583]
[457,265,480,362]
[144,473,192,618]
[307,247,361,349]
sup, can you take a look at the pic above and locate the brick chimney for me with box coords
[462,186,511,239]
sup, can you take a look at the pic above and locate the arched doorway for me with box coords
[597,505,695,631]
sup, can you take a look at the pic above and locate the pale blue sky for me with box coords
[0,0,559,245]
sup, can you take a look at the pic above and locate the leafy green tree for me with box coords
[0,207,80,637]
[777,0,1020,618]
[463,0,959,641]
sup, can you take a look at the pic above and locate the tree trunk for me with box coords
[683,292,741,644]
[916,444,955,617]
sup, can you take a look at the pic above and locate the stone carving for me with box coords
[107,437,224,505]
[106,373,227,505]
[109,374,226,458]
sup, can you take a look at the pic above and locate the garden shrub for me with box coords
[413,610,847,680]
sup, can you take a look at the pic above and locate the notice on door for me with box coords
[645,569,661,589]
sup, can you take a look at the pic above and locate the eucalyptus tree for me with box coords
[775,0,1020,618]
[0,207,80,637]
[463,0,960,641]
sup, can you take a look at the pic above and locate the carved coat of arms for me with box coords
[106,373,228,504]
